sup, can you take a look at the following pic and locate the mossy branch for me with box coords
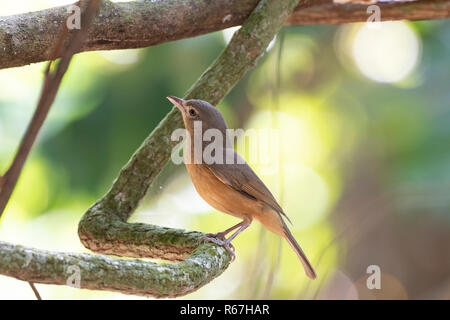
[0,0,299,297]
[0,0,449,70]
[0,240,230,298]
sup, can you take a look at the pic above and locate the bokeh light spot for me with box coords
[352,21,421,83]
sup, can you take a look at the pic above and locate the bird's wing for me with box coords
[206,151,292,224]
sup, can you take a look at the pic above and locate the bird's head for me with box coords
[167,96,228,133]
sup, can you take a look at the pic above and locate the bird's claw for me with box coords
[197,234,236,261]
[200,232,227,241]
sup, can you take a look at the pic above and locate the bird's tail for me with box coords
[282,221,317,279]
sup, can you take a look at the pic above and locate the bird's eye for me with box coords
[188,108,197,117]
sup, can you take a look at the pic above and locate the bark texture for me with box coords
[0,0,449,69]
[0,240,230,297]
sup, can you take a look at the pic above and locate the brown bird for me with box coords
[167,96,316,279]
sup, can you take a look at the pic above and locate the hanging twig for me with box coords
[0,0,101,218]
[28,282,42,300]
[262,28,286,299]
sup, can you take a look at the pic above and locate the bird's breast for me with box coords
[185,163,262,219]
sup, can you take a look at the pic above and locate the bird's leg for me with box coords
[223,218,252,244]
[200,220,247,241]
[198,217,252,261]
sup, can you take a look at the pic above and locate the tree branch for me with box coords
[0,240,230,297]
[287,0,450,25]
[0,0,448,70]
[0,0,299,297]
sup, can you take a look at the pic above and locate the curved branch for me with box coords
[0,240,229,297]
[1,0,299,297]
[0,0,449,70]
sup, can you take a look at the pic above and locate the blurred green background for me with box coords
[0,1,449,299]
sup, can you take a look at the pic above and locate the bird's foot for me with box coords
[199,231,228,241]
[197,234,236,261]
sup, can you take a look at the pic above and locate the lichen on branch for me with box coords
[0,0,448,70]
[0,240,230,298]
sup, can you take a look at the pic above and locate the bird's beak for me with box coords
[167,96,186,113]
